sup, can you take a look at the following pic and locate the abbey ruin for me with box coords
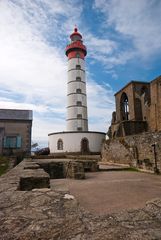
[102,75,161,173]
[110,75,161,137]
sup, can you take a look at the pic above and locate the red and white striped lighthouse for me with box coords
[65,27,88,131]
[48,27,105,154]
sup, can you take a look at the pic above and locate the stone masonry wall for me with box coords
[102,131,161,171]
[150,77,161,131]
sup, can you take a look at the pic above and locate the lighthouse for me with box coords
[48,28,105,154]
[65,27,88,131]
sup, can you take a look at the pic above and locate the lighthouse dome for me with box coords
[70,27,82,42]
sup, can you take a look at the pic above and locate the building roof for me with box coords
[150,75,161,84]
[0,109,33,121]
[114,80,150,96]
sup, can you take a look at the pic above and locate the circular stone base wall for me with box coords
[48,131,106,154]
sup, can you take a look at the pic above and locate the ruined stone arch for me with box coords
[120,92,129,121]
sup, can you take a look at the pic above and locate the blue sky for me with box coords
[0,0,161,147]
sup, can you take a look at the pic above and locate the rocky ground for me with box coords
[0,159,161,240]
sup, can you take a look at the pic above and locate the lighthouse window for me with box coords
[77,101,82,106]
[57,139,63,150]
[76,65,81,70]
[76,88,81,94]
[76,77,81,81]
[76,52,80,58]
[77,127,82,131]
[77,114,82,119]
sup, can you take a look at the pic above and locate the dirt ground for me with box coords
[51,171,161,215]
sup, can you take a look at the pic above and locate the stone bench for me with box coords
[19,169,50,191]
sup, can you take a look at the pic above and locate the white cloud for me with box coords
[86,33,116,56]
[32,117,66,147]
[82,27,137,69]
[94,0,161,57]
[0,0,115,145]
[0,98,47,113]
[85,33,120,68]
[87,79,114,132]
[0,1,67,100]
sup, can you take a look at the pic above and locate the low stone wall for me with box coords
[19,169,50,191]
[18,159,50,190]
[37,161,65,179]
[34,158,99,180]
[101,131,161,171]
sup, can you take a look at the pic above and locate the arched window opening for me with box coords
[57,139,63,150]
[120,93,129,120]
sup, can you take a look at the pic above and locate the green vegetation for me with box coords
[0,156,9,176]
[125,167,139,172]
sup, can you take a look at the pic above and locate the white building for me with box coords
[48,28,105,154]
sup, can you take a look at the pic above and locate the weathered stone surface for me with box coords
[24,163,40,169]
[34,158,98,179]
[35,159,68,179]
[19,169,50,191]
[0,159,161,239]
[66,162,85,179]
[79,160,98,172]
[102,131,161,171]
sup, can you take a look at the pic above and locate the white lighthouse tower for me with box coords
[48,28,105,154]
[66,27,88,131]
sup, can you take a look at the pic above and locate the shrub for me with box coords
[0,156,9,176]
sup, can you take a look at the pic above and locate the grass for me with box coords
[125,167,140,172]
[0,156,9,176]
[99,167,140,172]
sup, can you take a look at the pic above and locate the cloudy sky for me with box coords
[0,0,161,147]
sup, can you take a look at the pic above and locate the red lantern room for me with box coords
[65,27,87,59]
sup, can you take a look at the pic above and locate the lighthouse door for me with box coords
[81,138,89,154]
